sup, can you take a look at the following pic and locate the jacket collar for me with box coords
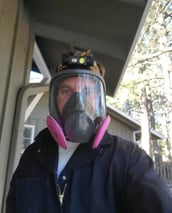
[34,128,113,173]
[64,132,113,172]
[34,128,59,173]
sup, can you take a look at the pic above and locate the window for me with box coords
[23,125,35,151]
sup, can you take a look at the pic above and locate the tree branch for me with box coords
[129,49,172,67]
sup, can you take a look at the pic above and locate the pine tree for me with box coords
[108,0,172,161]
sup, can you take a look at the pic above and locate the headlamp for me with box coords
[62,54,94,67]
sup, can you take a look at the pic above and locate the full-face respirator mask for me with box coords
[46,53,111,149]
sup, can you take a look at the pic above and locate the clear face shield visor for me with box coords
[49,69,106,126]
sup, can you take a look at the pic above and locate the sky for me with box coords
[29,71,44,83]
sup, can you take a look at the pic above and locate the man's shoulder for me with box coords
[22,128,56,156]
[105,132,148,160]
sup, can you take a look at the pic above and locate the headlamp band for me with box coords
[56,52,105,77]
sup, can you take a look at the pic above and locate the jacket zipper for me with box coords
[57,183,67,206]
[55,181,67,213]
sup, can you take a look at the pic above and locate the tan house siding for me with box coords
[108,118,134,142]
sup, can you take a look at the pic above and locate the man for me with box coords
[6,50,172,213]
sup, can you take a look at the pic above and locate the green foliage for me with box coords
[109,0,172,160]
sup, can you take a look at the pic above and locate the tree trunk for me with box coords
[140,86,151,155]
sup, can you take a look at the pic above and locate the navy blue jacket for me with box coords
[6,128,172,213]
